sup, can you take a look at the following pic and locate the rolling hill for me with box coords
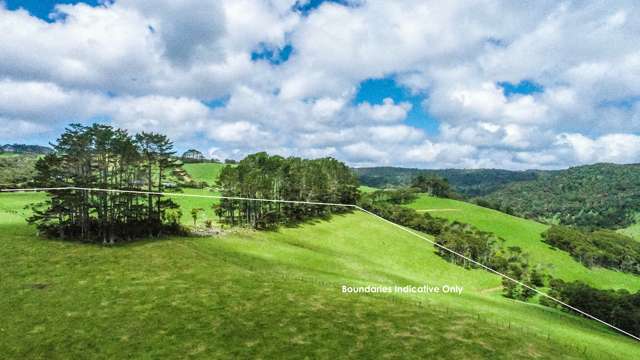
[404,194,640,292]
[1,191,639,358]
[182,163,228,185]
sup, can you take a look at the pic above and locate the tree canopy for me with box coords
[216,152,359,229]
[28,124,185,244]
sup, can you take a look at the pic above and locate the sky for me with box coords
[0,0,639,169]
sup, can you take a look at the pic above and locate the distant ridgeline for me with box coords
[354,167,542,197]
[356,163,640,229]
[0,143,52,154]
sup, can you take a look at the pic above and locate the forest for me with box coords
[543,279,640,337]
[542,225,640,274]
[215,152,359,229]
[354,167,542,196]
[482,163,640,229]
[28,124,185,244]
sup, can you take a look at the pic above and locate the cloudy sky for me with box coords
[1,0,639,169]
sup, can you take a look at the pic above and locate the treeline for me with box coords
[358,189,545,300]
[216,152,358,229]
[354,167,540,197]
[543,279,640,337]
[29,124,185,244]
[543,225,640,275]
[482,163,640,229]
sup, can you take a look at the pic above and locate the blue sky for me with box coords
[354,78,439,135]
[1,1,639,169]
[4,0,100,20]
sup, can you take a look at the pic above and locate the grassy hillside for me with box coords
[182,163,227,185]
[1,192,639,358]
[619,214,640,241]
[405,194,640,292]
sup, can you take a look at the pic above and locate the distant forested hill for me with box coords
[0,143,51,154]
[482,163,640,229]
[354,167,544,196]
[355,163,640,229]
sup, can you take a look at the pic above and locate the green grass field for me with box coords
[1,191,639,358]
[405,194,640,292]
[358,185,378,193]
[182,163,227,185]
[0,152,20,158]
[619,214,640,241]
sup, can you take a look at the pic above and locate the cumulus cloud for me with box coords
[1,0,640,169]
[357,98,411,123]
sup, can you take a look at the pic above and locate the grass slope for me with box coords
[182,163,227,185]
[1,192,639,358]
[619,214,640,241]
[406,194,640,292]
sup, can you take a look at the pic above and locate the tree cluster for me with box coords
[216,152,359,229]
[28,124,185,244]
[542,279,640,337]
[543,225,640,274]
[410,174,457,198]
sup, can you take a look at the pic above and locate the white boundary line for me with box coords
[1,186,639,342]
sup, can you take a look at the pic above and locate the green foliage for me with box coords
[191,208,204,226]
[28,123,185,243]
[217,152,359,229]
[410,174,457,198]
[0,154,39,187]
[544,279,640,337]
[543,225,640,274]
[355,167,540,196]
[359,188,419,206]
[483,163,640,229]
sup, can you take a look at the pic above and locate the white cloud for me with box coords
[556,133,640,164]
[1,1,640,169]
[357,98,411,123]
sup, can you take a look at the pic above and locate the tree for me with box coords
[191,208,204,226]
[28,124,185,243]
